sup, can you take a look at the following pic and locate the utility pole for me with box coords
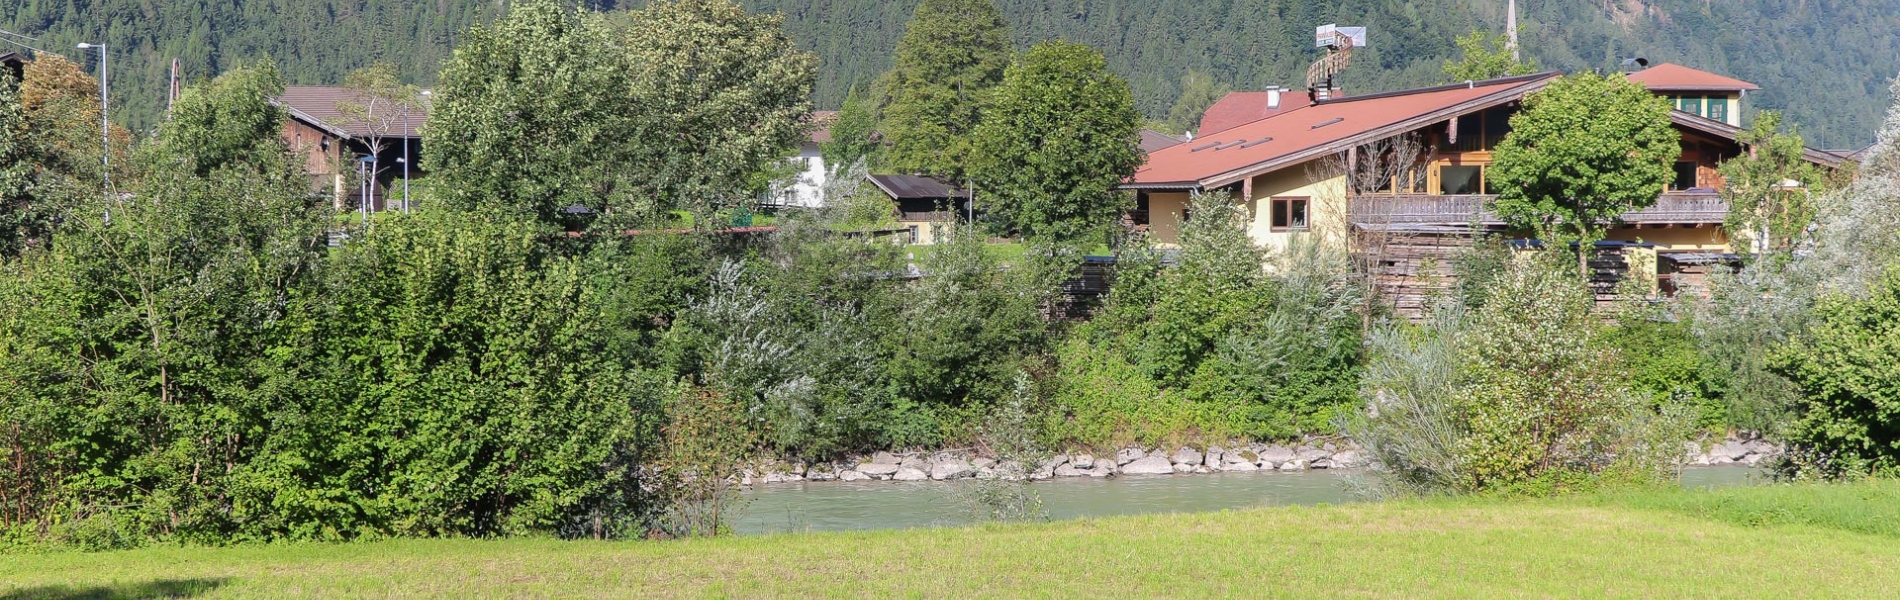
[168,58,179,113]
[77,43,110,199]
[1507,0,1520,62]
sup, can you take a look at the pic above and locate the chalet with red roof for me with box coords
[1123,64,1844,309]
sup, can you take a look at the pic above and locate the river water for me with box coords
[733,466,1762,535]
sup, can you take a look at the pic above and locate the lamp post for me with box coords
[76,42,108,198]
[397,155,409,214]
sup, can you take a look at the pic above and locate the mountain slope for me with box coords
[4,0,1894,147]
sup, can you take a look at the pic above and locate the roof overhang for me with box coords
[1193,73,1558,189]
[271,98,354,140]
[1667,111,1844,168]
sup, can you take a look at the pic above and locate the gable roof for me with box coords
[1127,72,1561,190]
[1199,90,1292,135]
[1625,63,1760,92]
[808,110,838,144]
[866,174,969,201]
[1667,110,1843,168]
[1139,129,1184,153]
[273,85,428,139]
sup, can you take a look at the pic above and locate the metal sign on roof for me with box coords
[1315,24,1366,48]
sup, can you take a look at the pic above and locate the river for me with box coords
[733,466,1762,535]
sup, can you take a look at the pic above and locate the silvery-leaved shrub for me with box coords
[1352,252,1689,496]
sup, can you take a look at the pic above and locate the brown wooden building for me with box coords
[273,86,427,212]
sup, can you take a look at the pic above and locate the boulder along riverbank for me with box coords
[738,432,1782,486]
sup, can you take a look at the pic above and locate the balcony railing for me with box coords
[1348,193,1728,226]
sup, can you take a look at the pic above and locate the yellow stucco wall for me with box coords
[1146,192,1190,246]
[1603,226,1731,252]
[900,220,955,245]
[1243,166,1350,256]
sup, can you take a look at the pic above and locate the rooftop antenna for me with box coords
[1306,24,1366,102]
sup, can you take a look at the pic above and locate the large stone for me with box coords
[1173,463,1196,474]
[806,465,837,481]
[1085,464,1115,478]
[1709,455,1736,465]
[1116,448,1146,465]
[1331,450,1363,468]
[858,462,900,476]
[1071,454,1096,469]
[1121,456,1175,475]
[893,467,929,481]
[1720,441,1751,461]
[1310,458,1335,470]
[837,470,869,482]
[899,455,929,471]
[1203,446,1225,468]
[1170,447,1203,466]
[1258,446,1296,464]
[1278,459,1306,471]
[1222,450,1257,465]
[1053,463,1083,478]
[1224,460,1260,472]
[930,458,973,480]
[1295,448,1331,462]
[972,457,997,470]
[871,451,900,465]
[1041,456,1069,471]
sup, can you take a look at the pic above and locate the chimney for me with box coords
[1267,88,1281,109]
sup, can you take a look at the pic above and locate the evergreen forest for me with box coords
[3,0,1896,147]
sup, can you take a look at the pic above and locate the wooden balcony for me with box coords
[1349,193,1728,227]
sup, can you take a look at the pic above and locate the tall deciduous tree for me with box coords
[618,0,817,221]
[1488,73,1679,274]
[970,41,1142,242]
[822,85,879,168]
[875,0,1011,181]
[1442,31,1540,83]
[1163,70,1228,137]
[1719,111,1825,253]
[424,0,626,223]
[336,62,422,210]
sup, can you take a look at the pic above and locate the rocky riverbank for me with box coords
[740,432,1782,485]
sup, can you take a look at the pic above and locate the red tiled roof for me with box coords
[275,86,428,139]
[1625,63,1759,92]
[1199,91,1291,135]
[809,110,839,144]
[1129,73,1560,189]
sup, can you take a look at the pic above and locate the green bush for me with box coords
[1351,252,1689,496]
[1771,267,1900,478]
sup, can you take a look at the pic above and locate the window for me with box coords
[1707,98,1728,123]
[1438,165,1484,195]
[1270,197,1309,231]
[1670,161,1698,191]
[1677,96,1704,116]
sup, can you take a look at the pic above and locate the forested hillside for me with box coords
[4,0,1895,147]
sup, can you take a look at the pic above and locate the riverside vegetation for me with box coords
[3,0,1900,553]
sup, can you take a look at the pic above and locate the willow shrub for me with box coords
[1351,253,1689,496]
[1049,192,1365,447]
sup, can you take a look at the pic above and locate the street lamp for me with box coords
[76,42,108,198]
[396,156,409,214]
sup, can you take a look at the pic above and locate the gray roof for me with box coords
[866,174,969,200]
[273,85,428,139]
[1139,129,1184,153]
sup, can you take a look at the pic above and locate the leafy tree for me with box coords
[874,0,1011,181]
[1488,73,1679,274]
[1772,267,1900,478]
[1719,111,1826,253]
[1162,70,1229,137]
[970,41,1142,242]
[617,0,817,221]
[822,85,880,168]
[0,76,33,256]
[147,59,296,175]
[1442,30,1539,83]
[424,0,627,223]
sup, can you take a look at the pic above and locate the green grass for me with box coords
[6,481,1899,598]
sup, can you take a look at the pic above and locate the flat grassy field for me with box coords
[4,481,1898,599]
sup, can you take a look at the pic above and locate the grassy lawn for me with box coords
[5,481,1898,598]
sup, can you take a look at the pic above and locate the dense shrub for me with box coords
[1351,253,1688,496]
[1051,192,1366,446]
[1772,267,1900,478]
